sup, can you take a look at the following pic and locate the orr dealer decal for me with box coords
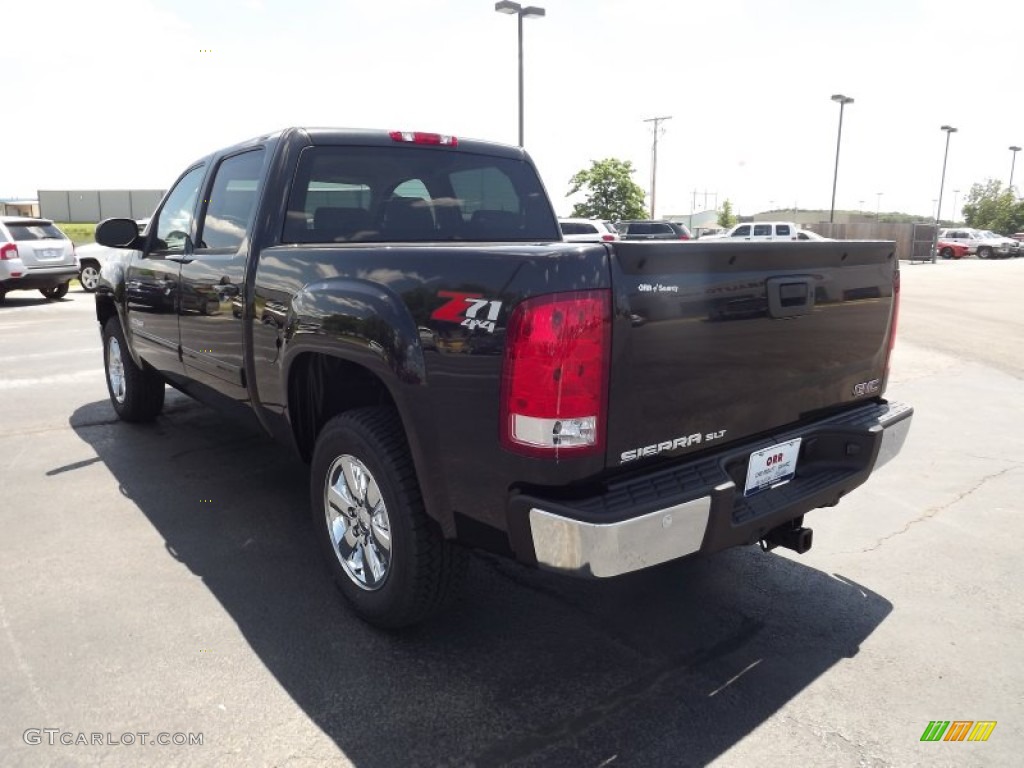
[431,291,503,333]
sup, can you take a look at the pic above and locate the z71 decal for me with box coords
[431,291,503,333]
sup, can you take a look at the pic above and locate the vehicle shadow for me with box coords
[69,397,892,767]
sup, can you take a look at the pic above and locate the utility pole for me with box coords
[644,116,672,218]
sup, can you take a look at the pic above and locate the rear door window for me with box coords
[776,224,791,236]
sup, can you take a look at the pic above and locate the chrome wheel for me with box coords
[107,336,126,404]
[324,455,392,591]
[80,264,100,291]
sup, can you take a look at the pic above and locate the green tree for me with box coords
[962,179,1024,234]
[567,158,647,220]
[717,199,738,228]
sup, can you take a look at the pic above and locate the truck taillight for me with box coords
[501,290,611,458]
[0,243,18,260]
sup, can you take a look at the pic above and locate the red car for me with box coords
[936,238,970,259]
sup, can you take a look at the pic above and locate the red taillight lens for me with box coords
[601,234,616,242]
[501,290,611,458]
[0,243,18,260]
[679,234,690,240]
[389,130,458,146]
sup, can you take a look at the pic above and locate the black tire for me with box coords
[101,316,165,422]
[939,247,954,260]
[977,246,992,259]
[80,261,101,292]
[311,406,466,629]
[40,283,69,300]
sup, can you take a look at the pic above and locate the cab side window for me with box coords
[197,149,266,251]
[153,166,205,254]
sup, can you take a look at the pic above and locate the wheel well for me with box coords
[95,295,117,326]
[80,257,100,267]
[288,353,397,461]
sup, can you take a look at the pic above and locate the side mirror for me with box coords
[96,218,142,248]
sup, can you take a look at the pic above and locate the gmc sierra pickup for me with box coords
[93,127,912,628]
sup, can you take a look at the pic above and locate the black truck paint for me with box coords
[94,127,912,627]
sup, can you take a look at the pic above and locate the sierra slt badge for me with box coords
[620,429,727,463]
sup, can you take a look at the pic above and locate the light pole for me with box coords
[876,191,883,221]
[494,1,546,147]
[644,116,672,218]
[952,189,960,224]
[829,94,854,223]
[931,125,957,262]
[1010,145,1021,191]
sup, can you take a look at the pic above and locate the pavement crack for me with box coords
[855,465,1020,554]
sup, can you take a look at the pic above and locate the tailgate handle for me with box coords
[766,276,814,318]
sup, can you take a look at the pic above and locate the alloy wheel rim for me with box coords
[107,337,126,403]
[324,454,392,591]
[81,266,100,290]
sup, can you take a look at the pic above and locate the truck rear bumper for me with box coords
[513,400,912,578]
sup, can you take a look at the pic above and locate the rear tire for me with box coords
[977,246,992,259]
[102,316,165,422]
[40,283,69,300]
[311,406,466,629]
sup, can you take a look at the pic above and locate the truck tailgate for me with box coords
[606,240,898,467]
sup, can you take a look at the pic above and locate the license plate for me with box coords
[744,437,802,497]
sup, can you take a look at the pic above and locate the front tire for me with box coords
[311,407,466,629]
[102,316,165,422]
[940,247,954,259]
[80,261,101,292]
[977,246,992,259]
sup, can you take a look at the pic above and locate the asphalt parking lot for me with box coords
[2,258,1022,767]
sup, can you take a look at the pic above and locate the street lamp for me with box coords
[952,189,960,224]
[931,125,957,262]
[876,191,883,221]
[494,1,546,147]
[829,94,854,223]
[1010,145,1021,191]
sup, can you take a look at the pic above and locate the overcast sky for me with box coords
[2,0,1020,220]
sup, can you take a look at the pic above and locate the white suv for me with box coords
[76,219,149,292]
[701,221,800,241]
[559,218,621,243]
[0,217,79,302]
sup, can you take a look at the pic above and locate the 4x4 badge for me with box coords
[431,291,502,333]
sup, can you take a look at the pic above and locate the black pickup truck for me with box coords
[94,127,912,628]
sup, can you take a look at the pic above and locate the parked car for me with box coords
[939,228,1020,258]
[77,219,150,292]
[616,220,692,240]
[91,126,909,628]
[935,238,970,260]
[0,216,79,302]
[558,218,620,243]
[702,221,801,241]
